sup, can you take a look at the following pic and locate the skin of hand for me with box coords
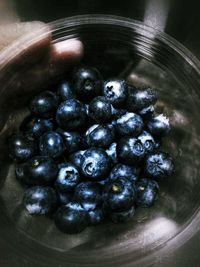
[0,21,83,130]
[0,21,83,64]
[0,21,83,96]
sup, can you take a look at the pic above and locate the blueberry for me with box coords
[136,178,159,207]
[138,105,154,120]
[127,87,157,112]
[89,96,112,123]
[147,114,171,137]
[115,112,144,136]
[9,133,36,162]
[103,177,136,212]
[109,164,138,183]
[56,99,87,130]
[23,186,57,215]
[20,116,54,139]
[68,150,85,169]
[57,81,75,101]
[81,148,111,180]
[85,124,115,148]
[56,129,82,154]
[54,204,89,234]
[55,163,80,193]
[16,156,58,185]
[30,91,59,118]
[56,191,72,205]
[103,79,127,107]
[39,131,65,159]
[109,206,135,223]
[74,181,102,211]
[117,137,145,165]
[106,142,118,165]
[144,152,174,179]
[89,208,104,225]
[73,67,102,100]
[138,131,156,153]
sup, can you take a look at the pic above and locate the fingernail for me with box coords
[50,38,83,63]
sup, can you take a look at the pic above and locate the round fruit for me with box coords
[9,133,36,162]
[24,186,57,215]
[55,205,89,234]
[39,131,65,158]
[30,91,59,118]
[117,137,145,165]
[103,79,127,107]
[81,148,111,180]
[56,99,87,130]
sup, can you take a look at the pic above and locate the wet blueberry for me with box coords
[21,116,54,139]
[109,206,135,223]
[30,91,59,118]
[85,124,115,148]
[109,164,138,183]
[57,81,75,101]
[73,67,102,100]
[144,152,174,179]
[74,181,102,211]
[81,148,111,180]
[54,204,89,234]
[103,177,136,212]
[138,131,156,153]
[55,163,80,193]
[9,133,36,162]
[147,114,171,137]
[23,186,58,215]
[117,137,145,165]
[88,96,112,123]
[127,87,157,112]
[56,99,87,130]
[68,150,85,169]
[115,112,144,136]
[106,142,118,165]
[57,129,82,154]
[16,156,58,185]
[136,178,159,207]
[39,131,65,159]
[103,79,127,107]
[89,208,104,225]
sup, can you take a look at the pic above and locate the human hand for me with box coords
[0,21,83,129]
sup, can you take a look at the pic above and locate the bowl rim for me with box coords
[0,14,200,77]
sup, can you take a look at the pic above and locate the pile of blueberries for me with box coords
[9,67,174,234]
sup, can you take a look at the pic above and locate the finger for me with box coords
[0,23,84,132]
[49,38,84,76]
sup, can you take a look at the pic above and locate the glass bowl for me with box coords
[0,15,200,267]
